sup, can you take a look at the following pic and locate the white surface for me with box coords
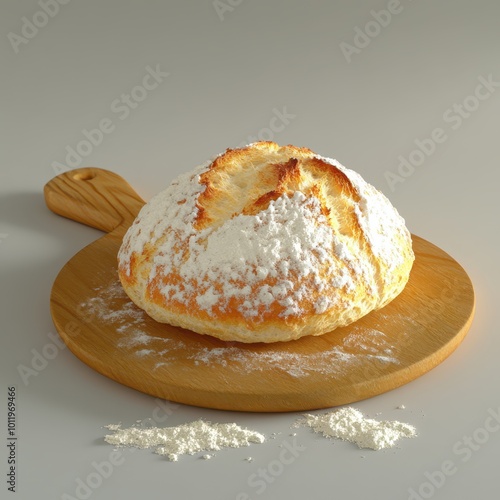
[1,1,499,499]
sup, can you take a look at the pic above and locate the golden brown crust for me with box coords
[118,142,415,343]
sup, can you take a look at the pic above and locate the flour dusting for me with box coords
[81,280,146,326]
[104,420,265,462]
[297,407,417,450]
[79,278,401,378]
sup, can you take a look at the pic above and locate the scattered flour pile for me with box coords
[104,420,265,461]
[297,407,417,450]
[104,408,417,462]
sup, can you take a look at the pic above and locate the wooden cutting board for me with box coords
[44,167,475,412]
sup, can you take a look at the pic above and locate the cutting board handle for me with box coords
[44,168,145,233]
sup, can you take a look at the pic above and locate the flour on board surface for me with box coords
[79,278,402,378]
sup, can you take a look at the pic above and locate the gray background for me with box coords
[1,1,499,499]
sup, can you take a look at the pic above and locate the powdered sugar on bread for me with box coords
[118,142,414,343]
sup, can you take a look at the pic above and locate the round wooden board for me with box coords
[45,168,475,412]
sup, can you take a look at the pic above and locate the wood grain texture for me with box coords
[45,168,475,412]
[44,167,144,233]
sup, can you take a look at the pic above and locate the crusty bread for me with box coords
[118,142,414,343]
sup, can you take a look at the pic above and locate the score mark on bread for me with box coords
[118,142,414,343]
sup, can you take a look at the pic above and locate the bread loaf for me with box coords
[118,142,414,343]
